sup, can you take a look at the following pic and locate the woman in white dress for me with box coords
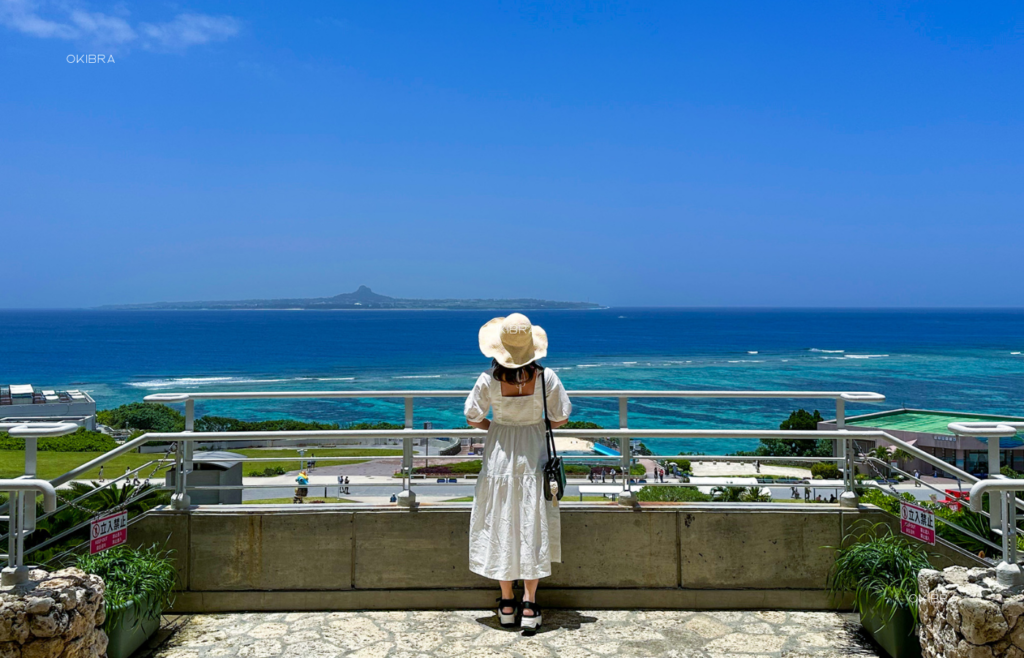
[464,313,571,632]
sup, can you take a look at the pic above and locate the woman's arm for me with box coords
[467,418,491,430]
[549,419,568,429]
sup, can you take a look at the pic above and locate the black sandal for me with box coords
[520,601,542,633]
[496,597,519,628]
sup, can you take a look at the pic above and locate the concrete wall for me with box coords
[129,503,986,613]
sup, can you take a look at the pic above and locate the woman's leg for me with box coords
[522,579,539,615]
[499,580,515,614]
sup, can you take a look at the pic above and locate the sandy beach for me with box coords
[554,436,594,452]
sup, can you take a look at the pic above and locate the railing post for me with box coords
[617,397,638,509]
[989,437,1004,531]
[998,491,1022,587]
[836,398,858,508]
[171,399,194,510]
[397,397,417,509]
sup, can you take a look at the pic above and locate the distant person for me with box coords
[610,468,617,483]
[464,314,572,633]
[344,476,350,495]
[337,474,344,497]
[390,493,397,503]
[829,494,837,503]
[914,470,920,486]
[754,460,760,474]
[601,470,606,483]
[295,470,309,503]
[98,466,105,482]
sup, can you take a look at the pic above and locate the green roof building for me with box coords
[819,408,1024,477]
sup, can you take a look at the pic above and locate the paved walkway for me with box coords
[153,610,881,658]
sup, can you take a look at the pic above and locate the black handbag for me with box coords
[540,369,567,501]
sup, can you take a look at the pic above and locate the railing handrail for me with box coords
[145,389,885,402]
[0,479,57,512]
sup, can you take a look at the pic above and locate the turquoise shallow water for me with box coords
[1,308,1022,455]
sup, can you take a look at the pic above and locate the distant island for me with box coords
[96,286,602,311]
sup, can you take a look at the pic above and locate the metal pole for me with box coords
[990,437,1003,531]
[24,438,36,478]
[617,397,638,508]
[837,398,857,508]
[397,397,416,508]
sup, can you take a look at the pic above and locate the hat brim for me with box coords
[478,317,548,367]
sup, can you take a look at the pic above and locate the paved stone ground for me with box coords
[152,610,883,658]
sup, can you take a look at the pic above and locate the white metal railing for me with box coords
[971,479,1024,586]
[0,479,57,586]
[11,388,1024,574]
[143,388,886,507]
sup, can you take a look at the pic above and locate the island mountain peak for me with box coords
[97,288,601,311]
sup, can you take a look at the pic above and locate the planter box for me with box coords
[106,599,161,658]
[859,596,921,658]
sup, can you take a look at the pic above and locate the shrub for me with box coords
[810,462,840,479]
[247,466,287,477]
[561,421,603,430]
[0,427,118,452]
[76,545,177,632]
[826,522,931,622]
[635,486,712,502]
[97,403,185,432]
[411,460,483,476]
[663,458,691,473]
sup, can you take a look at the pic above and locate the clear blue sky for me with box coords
[2,1,1022,308]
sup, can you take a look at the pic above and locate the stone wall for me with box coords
[0,568,107,658]
[129,504,987,613]
[919,566,1024,658]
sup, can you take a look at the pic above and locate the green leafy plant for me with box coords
[635,486,711,502]
[247,466,287,477]
[826,522,931,624]
[0,428,118,453]
[811,462,841,479]
[663,458,691,473]
[76,544,177,631]
[710,486,746,502]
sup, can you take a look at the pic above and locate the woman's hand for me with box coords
[467,418,491,430]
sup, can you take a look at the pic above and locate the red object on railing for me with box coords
[942,489,970,512]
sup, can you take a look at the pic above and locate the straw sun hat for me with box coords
[479,313,548,368]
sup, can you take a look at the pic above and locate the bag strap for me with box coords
[540,368,557,461]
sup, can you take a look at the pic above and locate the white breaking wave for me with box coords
[128,376,292,389]
[729,360,764,363]
[843,354,889,359]
[809,348,845,353]
[747,351,758,354]
[393,375,443,379]
[316,377,355,381]
[577,364,601,368]
[1012,352,1022,355]
[621,361,638,365]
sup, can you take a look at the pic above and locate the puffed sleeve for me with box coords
[464,372,492,422]
[542,369,572,422]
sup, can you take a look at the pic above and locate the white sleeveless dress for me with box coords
[464,367,572,581]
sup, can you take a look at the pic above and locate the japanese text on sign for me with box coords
[900,501,936,545]
[90,511,128,554]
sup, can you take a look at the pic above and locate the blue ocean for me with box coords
[1,309,1022,455]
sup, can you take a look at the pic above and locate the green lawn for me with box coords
[0,448,402,481]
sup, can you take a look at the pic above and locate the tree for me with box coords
[754,410,829,457]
